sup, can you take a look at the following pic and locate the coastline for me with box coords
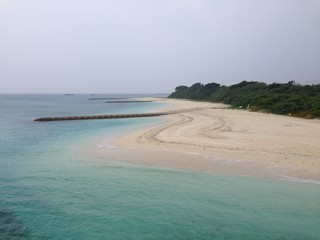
[91,98,320,182]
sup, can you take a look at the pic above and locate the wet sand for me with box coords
[92,98,320,181]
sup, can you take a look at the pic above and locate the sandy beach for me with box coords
[92,98,320,182]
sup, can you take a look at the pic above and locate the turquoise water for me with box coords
[1,94,319,240]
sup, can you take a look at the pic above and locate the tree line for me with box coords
[168,81,320,118]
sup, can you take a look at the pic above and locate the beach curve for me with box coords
[92,98,320,181]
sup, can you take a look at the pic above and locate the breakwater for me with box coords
[34,108,203,122]
[106,100,153,103]
[89,98,129,100]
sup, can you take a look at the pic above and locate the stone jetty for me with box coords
[105,100,153,103]
[33,108,203,122]
[88,98,129,100]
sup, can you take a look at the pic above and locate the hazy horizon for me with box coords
[1,0,319,93]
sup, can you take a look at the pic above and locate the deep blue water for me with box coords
[0,94,319,240]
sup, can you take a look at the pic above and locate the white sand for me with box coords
[92,98,320,181]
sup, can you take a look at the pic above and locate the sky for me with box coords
[1,0,320,93]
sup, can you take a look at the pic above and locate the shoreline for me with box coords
[90,98,320,182]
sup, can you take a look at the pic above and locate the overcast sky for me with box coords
[1,0,319,93]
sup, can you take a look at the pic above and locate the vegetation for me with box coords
[168,81,320,118]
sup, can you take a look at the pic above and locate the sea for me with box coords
[0,94,319,240]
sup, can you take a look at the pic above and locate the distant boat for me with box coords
[65,94,75,96]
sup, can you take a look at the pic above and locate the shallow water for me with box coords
[0,94,319,239]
